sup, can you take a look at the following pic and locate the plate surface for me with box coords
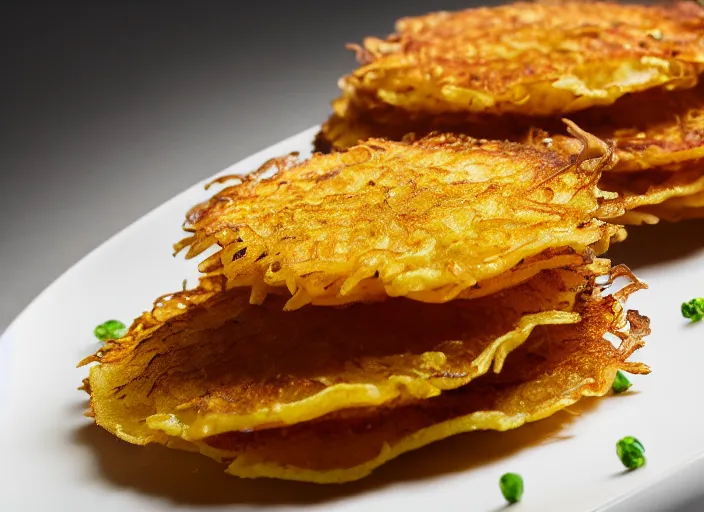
[2,126,703,512]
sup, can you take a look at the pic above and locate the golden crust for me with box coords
[600,167,704,224]
[341,1,704,118]
[614,197,704,225]
[197,286,650,483]
[177,126,622,310]
[316,83,704,225]
[638,204,704,223]
[320,81,704,174]
[79,263,649,483]
[80,264,603,444]
[546,82,704,172]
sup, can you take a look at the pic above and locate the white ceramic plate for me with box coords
[2,126,704,512]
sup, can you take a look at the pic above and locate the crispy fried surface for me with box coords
[340,1,704,118]
[79,265,649,483]
[81,265,604,444]
[617,195,704,224]
[319,81,704,176]
[639,203,704,223]
[600,167,704,224]
[548,82,704,173]
[317,84,704,225]
[645,186,704,221]
[197,290,649,483]
[177,127,622,310]
[316,96,527,153]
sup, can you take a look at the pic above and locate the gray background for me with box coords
[1,0,489,333]
[1,1,702,510]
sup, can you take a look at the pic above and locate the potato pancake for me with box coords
[600,167,704,224]
[320,81,704,175]
[196,279,650,483]
[80,262,605,444]
[80,261,648,483]
[338,1,704,119]
[177,125,623,310]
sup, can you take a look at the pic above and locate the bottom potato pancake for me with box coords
[197,287,649,483]
[81,263,604,443]
[79,263,648,483]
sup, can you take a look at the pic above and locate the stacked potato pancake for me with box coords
[317,0,704,224]
[80,124,649,483]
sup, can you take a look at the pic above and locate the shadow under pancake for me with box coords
[607,218,704,270]
[72,396,600,506]
[361,396,598,485]
[74,423,346,507]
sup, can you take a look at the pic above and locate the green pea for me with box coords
[612,370,632,394]
[681,297,704,322]
[616,436,646,470]
[499,472,524,504]
[94,319,127,341]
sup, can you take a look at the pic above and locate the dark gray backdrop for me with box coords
[1,0,497,332]
[1,2,702,510]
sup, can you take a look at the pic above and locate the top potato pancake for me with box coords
[176,126,622,309]
[340,1,704,117]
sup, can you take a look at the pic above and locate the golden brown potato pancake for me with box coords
[318,83,704,225]
[80,262,648,483]
[600,167,704,224]
[80,262,605,444]
[176,126,623,310]
[320,80,704,170]
[637,188,704,223]
[547,82,704,173]
[338,1,704,119]
[195,281,650,483]
[637,203,704,223]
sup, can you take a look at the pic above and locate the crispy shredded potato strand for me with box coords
[317,83,704,225]
[177,126,621,309]
[639,186,704,222]
[339,1,704,118]
[600,167,704,224]
[618,199,704,225]
[547,82,704,173]
[317,108,704,224]
[196,287,649,483]
[80,264,605,443]
[320,82,704,175]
